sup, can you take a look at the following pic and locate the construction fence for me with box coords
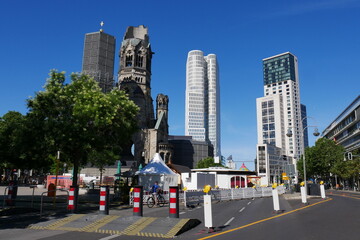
[131,186,285,207]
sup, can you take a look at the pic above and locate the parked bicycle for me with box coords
[147,193,165,208]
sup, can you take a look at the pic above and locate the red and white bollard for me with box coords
[169,186,179,218]
[6,182,14,206]
[68,186,78,212]
[99,186,110,215]
[133,186,143,217]
[68,186,75,211]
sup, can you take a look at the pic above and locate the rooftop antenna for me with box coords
[100,21,104,32]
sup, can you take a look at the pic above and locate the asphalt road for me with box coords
[0,190,359,240]
[181,191,360,240]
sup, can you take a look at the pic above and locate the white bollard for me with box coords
[320,185,326,199]
[300,186,307,204]
[272,188,280,212]
[204,194,213,228]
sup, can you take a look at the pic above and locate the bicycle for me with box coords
[147,193,165,208]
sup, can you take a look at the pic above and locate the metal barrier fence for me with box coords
[129,186,285,207]
[184,186,285,207]
[40,189,69,216]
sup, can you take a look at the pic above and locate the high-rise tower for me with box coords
[185,50,221,157]
[82,25,116,93]
[256,52,307,184]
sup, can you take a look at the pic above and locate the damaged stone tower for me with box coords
[118,25,171,165]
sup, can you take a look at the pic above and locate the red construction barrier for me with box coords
[169,186,179,218]
[99,186,109,215]
[5,182,15,206]
[48,183,56,197]
[133,186,143,217]
[68,186,76,212]
[47,175,73,189]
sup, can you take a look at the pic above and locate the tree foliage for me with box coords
[195,157,225,169]
[0,111,27,169]
[332,148,360,180]
[297,138,345,180]
[25,70,139,185]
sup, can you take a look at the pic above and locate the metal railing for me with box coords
[129,186,285,207]
[40,189,69,216]
[184,186,285,206]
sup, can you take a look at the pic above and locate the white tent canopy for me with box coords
[136,153,178,191]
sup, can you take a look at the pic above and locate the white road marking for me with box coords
[239,207,245,212]
[224,217,235,226]
[180,212,186,215]
[99,235,121,240]
[247,201,251,205]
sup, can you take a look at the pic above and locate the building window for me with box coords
[126,55,133,67]
[135,55,143,67]
[270,131,275,138]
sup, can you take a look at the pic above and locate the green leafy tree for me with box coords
[196,157,225,169]
[0,111,27,170]
[332,149,360,187]
[26,70,139,186]
[297,138,344,180]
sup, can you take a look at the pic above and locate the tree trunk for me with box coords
[72,158,79,187]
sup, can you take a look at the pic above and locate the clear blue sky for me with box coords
[1,0,359,170]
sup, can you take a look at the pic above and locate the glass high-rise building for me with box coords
[185,50,221,157]
[256,52,307,185]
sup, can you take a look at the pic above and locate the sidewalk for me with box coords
[0,185,115,217]
[282,192,322,200]
[0,187,200,238]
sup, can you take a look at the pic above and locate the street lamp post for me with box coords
[286,118,320,198]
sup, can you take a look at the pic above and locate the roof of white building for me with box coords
[191,167,255,175]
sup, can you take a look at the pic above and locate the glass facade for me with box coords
[322,95,360,152]
[263,53,296,85]
[185,50,221,157]
[301,104,309,148]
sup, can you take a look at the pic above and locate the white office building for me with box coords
[256,52,306,185]
[185,50,221,158]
